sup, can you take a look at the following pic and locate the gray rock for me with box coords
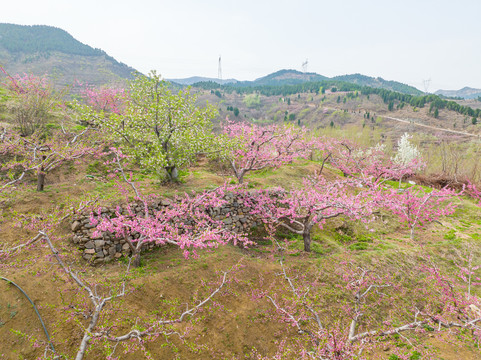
[94,240,105,248]
[82,254,93,261]
[71,221,82,232]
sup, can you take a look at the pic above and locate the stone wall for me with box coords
[71,194,263,265]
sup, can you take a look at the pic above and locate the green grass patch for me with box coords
[348,242,370,251]
[444,229,456,240]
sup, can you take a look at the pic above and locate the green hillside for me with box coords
[0,23,104,56]
[0,23,136,86]
[251,69,328,85]
[332,73,423,95]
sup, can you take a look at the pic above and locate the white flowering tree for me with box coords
[392,133,423,187]
[393,132,420,166]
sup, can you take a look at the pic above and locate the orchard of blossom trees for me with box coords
[1,69,481,359]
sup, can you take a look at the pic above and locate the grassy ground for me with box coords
[1,157,481,359]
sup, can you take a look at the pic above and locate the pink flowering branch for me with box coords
[466,180,481,206]
[382,185,460,240]
[0,128,96,192]
[418,257,481,340]
[325,139,424,185]
[223,122,309,183]
[261,256,431,358]
[258,251,479,359]
[1,68,62,137]
[79,85,127,115]
[245,175,379,252]
[453,244,481,298]
[91,148,251,267]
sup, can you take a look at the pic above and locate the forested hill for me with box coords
[0,24,104,56]
[194,78,481,120]
[250,69,328,86]
[331,73,422,96]
[0,23,136,86]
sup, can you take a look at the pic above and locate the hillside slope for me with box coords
[0,23,137,86]
[332,73,422,95]
[251,69,328,86]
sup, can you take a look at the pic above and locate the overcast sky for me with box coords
[2,0,481,91]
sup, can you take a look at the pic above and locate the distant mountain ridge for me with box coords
[174,69,423,95]
[0,23,137,87]
[252,69,328,86]
[435,87,481,99]
[167,76,237,85]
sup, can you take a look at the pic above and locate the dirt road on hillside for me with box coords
[382,115,480,138]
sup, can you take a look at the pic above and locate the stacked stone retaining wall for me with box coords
[71,194,263,265]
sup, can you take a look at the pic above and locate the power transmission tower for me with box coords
[423,78,431,94]
[218,55,222,81]
[302,59,308,73]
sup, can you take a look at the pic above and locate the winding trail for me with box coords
[322,105,480,138]
[382,115,480,138]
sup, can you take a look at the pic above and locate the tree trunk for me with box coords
[37,155,47,192]
[165,166,179,182]
[238,173,245,184]
[303,225,313,252]
[132,251,141,267]
[37,168,45,192]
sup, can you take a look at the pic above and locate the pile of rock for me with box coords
[71,194,263,265]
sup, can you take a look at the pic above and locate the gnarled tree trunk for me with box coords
[37,157,46,191]
[303,223,314,252]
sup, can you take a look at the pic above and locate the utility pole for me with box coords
[423,78,431,94]
[302,59,308,73]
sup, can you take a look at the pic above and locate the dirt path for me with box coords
[323,106,479,138]
[382,115,480,138]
